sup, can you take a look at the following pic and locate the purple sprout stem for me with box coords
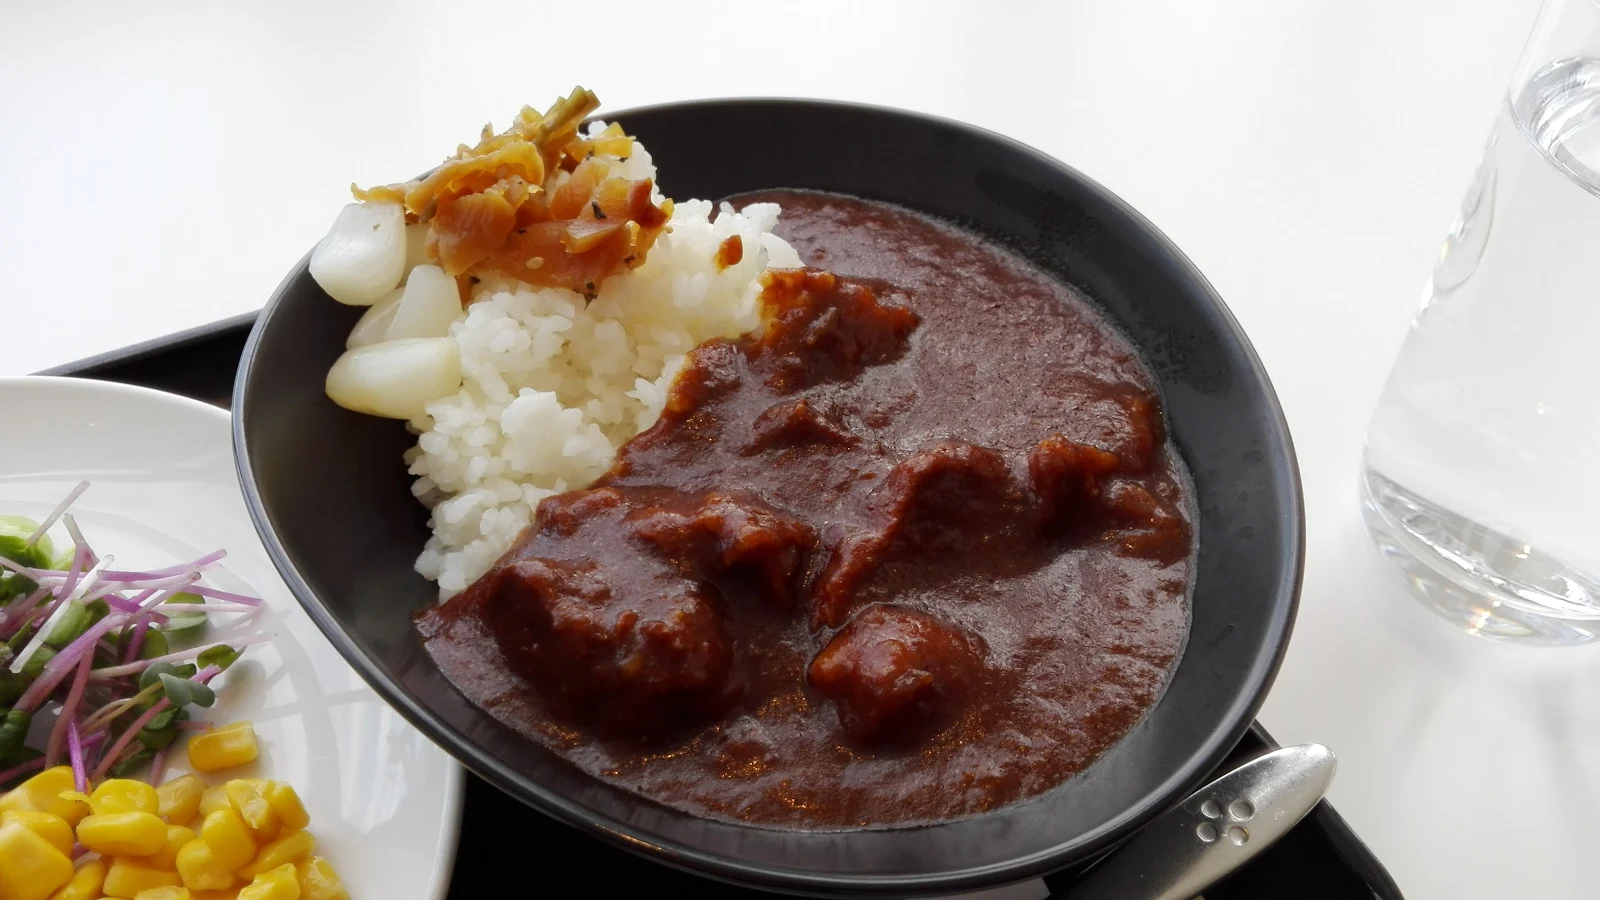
[57,542,89,607]
[0,584,51,637]
[91,665,220,780]
[80,684,162,736]
[67,719,87,793]
[0,756,46,785]
[185,585,263,607]
[89,632,271,680]
[93,573,209,594]
[14,612,129,713]
[0,555,51,581]
[148,744,170,786]
[102,549,226,581]
[45,651,96,768]
[75,726,109,779]
[91,698,169,781]
[123,620,151,664]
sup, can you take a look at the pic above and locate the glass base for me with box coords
[1360,466,1600,646]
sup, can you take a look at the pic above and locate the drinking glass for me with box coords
[1362,0,1600,644]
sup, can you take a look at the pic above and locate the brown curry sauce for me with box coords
[417,191,1194,828]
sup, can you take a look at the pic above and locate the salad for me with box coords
[0,482,269,792]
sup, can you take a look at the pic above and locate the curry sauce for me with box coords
[417,191,1194,828]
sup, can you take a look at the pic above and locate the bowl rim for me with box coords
[233,95,1304,895]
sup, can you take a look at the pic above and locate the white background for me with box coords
[5,1,1597,897]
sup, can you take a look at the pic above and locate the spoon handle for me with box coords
[1064,743,1337,900]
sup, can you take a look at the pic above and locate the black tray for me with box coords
[40,314,1404,900]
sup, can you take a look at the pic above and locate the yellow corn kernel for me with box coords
[141,824,198,870]
[198,786,232,819]
[198,808,257,870]
[239,829,314,880]
[90,779,161,816]
[236,865,300,900]
[0,809,74,854]
[56,790,91,810]
[187,723,259,774]
[76,811,170,857]
[294,858,347,900]
[223,781,278,841]
[102,858,182,899]
[0,767,90,824]
[133,888,192,900]
[175,840,238,893]
[46,858,106,900]
[260,783,309,834]
[191,893,241,900]
[0,821,74,900]
[157,776,208,826]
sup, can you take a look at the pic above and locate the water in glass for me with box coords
[1363,57,1600,644]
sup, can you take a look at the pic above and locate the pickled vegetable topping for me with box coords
[354,87,671,296]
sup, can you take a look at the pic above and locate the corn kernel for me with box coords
[157,776,208,826]
[76,811,169,857]
[223,780,279,841]
[294,858,347,900]
[237,864,300,900]
[175,839,238,893]
[239,829,315,880]
[0,821,74,900]
[142,824,198,870]
[187,723,259,774]
[103,858,182,899]
[0,785,25,816]
[90,779,161,816]
[46,858,106,900]
[133,888,192,900]
[55,790,91,811]
[259,783,309,834]
[191,892,242,900]
[0,767,90,824]
[199,808,257,870]
[198,786,232,819]
[1,809,74,854]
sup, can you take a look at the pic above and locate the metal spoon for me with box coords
[932,743,1337,900]
[1066,743,1337,900]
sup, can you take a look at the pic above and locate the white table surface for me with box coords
[6,1,1594,897]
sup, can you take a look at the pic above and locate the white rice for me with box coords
[406,137,801,594]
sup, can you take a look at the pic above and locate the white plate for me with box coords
[0,375,462,898]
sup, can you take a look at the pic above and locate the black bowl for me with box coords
[233,99,1302,896]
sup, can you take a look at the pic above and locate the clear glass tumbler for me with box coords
[1363,0,1600,644]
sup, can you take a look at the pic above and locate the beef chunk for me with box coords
[1101,480,1192,563]
[629,491,817,607]
[532,485,628,538]
[1071,386,1164,472]
[1027,434,1122,529]
[809,605,985,743]
[742,397,857,454]
[747,268,919,392]
[489,555,737,738]
[812,442,1017,627]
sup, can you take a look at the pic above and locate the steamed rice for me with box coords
[406,141,800,594]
